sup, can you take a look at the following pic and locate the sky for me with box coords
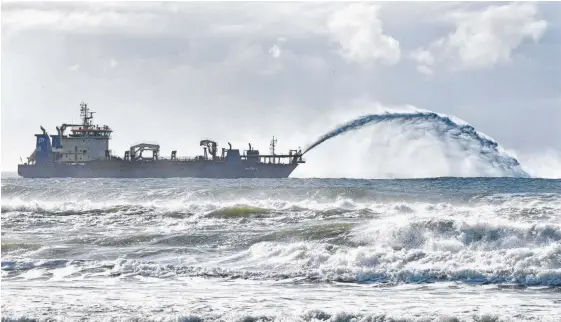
[1,1,560,178]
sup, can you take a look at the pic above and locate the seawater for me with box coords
[2,173,561,321]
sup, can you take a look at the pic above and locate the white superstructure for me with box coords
[51,102,113,162]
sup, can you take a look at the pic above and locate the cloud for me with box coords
[410,48,435,75]
[412,2,547,73]
[327,3,400,66]
[268,45,281,58]
[1,3,160,36]
[268,38,286,59]
[410,48,434,66]
[416,65,433,76]
[1,2,339,39]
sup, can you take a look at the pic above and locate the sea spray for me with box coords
[303,111,529,177]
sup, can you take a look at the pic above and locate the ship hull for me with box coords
[17,160,298,179]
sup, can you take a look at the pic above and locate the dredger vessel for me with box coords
[17,102,305,178]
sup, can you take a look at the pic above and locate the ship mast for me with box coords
[80,102,95,128]
[269,136,277,155]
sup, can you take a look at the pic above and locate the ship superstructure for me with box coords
[40,102,113,163]
[18,102,305,178]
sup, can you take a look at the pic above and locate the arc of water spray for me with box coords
[301,111,528,177]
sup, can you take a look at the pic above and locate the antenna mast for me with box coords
[269,136,277,155]
[80,102,95,128]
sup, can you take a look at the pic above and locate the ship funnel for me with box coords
[228,142,232,150]
[249,143,252,151]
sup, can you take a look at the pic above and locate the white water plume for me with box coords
[516,149,561,179]
[297,107,529,179]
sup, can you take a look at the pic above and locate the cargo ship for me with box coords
[17,102,305,178]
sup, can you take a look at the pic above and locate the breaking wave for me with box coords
[207,206,271,218]
[1,311,551,322]
[4,215,561,286]
[303,110,529,178]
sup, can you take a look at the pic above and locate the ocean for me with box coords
[2,172,561,321]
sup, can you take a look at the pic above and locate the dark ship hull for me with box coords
[18,159,299,179]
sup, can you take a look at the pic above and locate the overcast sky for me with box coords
[2,1,560,178]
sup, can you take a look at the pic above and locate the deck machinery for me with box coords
[17,102,305,178]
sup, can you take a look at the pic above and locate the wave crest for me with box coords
[0,310,544,322]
